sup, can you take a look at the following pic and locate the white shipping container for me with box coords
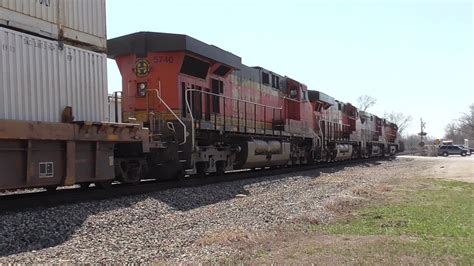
[0,27,108,123]
[0,0,106,51]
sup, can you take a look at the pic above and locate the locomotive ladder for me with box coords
[147,89,187,145]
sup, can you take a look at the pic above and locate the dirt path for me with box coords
[399,155,474,183]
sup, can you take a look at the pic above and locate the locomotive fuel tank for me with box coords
[254,140,283,155]
[335,144,353,160]
[238,140,290,169]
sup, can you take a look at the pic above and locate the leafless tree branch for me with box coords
[383,112,412,136]
[357,95,377,112]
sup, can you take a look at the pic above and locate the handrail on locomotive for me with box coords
[147,88,188,145]
[108,91,122,123]
[145,85,384,157]
[184,88,286,152]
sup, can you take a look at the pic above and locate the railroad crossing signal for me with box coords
[418,118,427,147]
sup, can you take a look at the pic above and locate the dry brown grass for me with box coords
[324,183,395,216]
[202,230,459,265]
[323,197,360,214]
[294,215,322,225]
[196,230,257,247]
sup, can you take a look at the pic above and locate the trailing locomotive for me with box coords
[107,32,399,181]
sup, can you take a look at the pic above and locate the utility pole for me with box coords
[418,118,427,147]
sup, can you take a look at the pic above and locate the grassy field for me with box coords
[199,159,474,264]
[244,178,474,265]
[306,179,474,264]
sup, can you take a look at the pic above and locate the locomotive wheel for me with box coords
[326,152,334,162]
[352,148,360,159]
[125,167,141,185]
[45,186,58,192]
[216,161,226,176]
[96,180,112,189]
[175,169,185,181]
[79,182,92,190]
[117,161,143,184]
[291,158,298,166]
[196,162,207,178]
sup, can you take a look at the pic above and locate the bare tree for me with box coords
[444,104,474,142]
[383,112,412,136]
[401,134,435,152]
[458,104,474,139]
[357,95,377,112]
[444,122,464,143]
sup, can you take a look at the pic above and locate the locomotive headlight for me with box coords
[137,82,147,97]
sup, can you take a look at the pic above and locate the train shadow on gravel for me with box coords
[0,196,148,257]
[0,159,390,257]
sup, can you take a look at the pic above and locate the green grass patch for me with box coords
[312,180,474,264]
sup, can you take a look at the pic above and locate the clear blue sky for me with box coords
[106,0,473,138]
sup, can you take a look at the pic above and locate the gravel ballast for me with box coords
[0,158,419,263]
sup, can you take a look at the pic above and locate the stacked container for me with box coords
[0,0,109,123]
[0,0,107,52]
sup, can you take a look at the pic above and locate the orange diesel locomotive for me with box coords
[108,32,399,180]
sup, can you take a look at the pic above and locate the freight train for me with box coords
[0,1,399,192]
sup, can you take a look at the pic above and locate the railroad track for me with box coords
[0,157,393,213]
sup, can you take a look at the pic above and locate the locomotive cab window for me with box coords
[213,65,231,77]
[262,72,270,85]
[271,75,280,89]
[212,79,224,113]
[290,89,298,99]
[303,90,309,101]
[180,55,210,79]
[191,85,203,120]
